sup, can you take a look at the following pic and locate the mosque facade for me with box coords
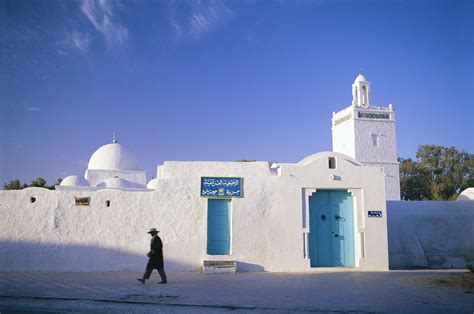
[1,74,472,273]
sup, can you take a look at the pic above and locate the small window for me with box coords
[105,200,111,207]
[30,196,36,203]
[328,157,336,169]
[75,197,90,206]
[371,134,380,147]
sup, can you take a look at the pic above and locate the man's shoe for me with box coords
[158,280,167,284]
[137,278,145,283]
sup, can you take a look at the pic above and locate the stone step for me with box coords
[203,260,237,274]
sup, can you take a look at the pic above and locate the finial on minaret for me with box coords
[359,68,363,75]
[112,133,117,143]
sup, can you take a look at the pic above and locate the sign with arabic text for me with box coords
[200,177,243,198]
[368,211,383,218]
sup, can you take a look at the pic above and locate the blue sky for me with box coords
[1,0,473,185]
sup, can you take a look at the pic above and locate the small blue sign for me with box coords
[201,177,243,198]
[368,211,383,218]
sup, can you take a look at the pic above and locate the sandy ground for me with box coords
[409,272,474,292]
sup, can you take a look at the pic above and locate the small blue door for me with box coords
[309,190,355,267]
[207,199,231,255]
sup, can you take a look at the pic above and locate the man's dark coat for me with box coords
[146,235,164,270]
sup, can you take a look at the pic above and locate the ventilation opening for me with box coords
[371,133,382,147]
[30,196,36,203]
[328,157,336,169]
[75,197,90,206]
[106,200,111,207]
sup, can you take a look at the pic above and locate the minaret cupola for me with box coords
[352,73,371,108]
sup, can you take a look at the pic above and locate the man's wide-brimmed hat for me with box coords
[147,228,159,234]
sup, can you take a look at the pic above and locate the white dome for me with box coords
[88,143,139,171]
[96,177,144,189]
[146,178,158,189]
[60,175,90,187]
[354,73,367,83]
[457,188,474,201]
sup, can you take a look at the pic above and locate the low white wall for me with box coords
[387,200,474,269]
[0,185,204,272]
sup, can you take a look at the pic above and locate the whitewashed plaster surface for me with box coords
[60,176,90,187]
[87,143,139,171]
[0,152,390,272]
[458,188,474,201]
[84,169,146,187]
[332,105,400,200]
[332,73,400,201]
[387,200,474,269]
[84,142,146,187]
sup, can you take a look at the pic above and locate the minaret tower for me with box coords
[332,73,400,200]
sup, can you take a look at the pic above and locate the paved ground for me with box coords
[1,270,473,313]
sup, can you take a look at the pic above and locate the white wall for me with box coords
[332,105,400,200]
[332,107,355,157]
[0,152,389,272]
[387,200,474,269]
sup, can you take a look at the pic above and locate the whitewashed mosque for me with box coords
[1,74,472,272]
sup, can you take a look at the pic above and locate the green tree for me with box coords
[3,179,22,190]
[3,177,62,190]
[399,158,431,200]
[29,177,47,188]
[400,145,474,200]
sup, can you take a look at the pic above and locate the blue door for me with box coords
[309,190,355,267]
[207,199,231,255]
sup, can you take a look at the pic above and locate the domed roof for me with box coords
[88,143,139,171]
[146,178,158,190]
[96,177,144,189]
[457,188,474,201]
[60,175,90,187]
[354,73,367,83]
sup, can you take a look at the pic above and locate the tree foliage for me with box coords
[3,179,22,190]
[400,145,474,200]
[3,177,62,190]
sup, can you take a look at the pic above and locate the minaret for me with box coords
[332,73,401,200]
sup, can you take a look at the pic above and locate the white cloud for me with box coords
[81,0,128,45]
[58,30,91,54]
[169,0,233,38]
[71,30,91,52]
[57,49,70,57]
[27,107,40,111]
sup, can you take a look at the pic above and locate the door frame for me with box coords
[302,188,361,267]
[206,198,233,255]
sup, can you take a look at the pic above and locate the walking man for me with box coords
[137,228,167,284]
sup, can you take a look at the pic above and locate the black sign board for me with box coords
[368,211,382,218]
